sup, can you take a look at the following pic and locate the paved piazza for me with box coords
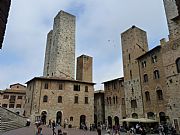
[2,126,159,135]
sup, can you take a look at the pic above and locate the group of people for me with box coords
[34,119,63,135]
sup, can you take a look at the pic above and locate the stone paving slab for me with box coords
[2,126,159,135]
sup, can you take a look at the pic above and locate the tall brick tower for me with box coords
[76,55,93,82]
[121,26,148,118]
[163,0,180,39]
[43,11,75,79]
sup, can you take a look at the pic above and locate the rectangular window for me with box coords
[85,86,88,92]
[3,95,9,99]
[2,104,7,108]
[74,96,78,104]
[17,96,22,99]
[131,100,137,108]
[59,83,63,90]
[9,104,15,108]
[16,104,21,108]
[44,83,48,89]
[9,95,16,103]
[85,97,88,104]
[74,84,80,91]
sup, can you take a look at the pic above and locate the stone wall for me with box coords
[76,55,93,82]
[161,38,180,132]
[138,46,167,121]
[43,10,75,79]
[121,26,148,118]
[104,78,125,126]
[163,0,180,39]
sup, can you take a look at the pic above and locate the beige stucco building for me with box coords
[25,77,94,128]
[0,83,26,116]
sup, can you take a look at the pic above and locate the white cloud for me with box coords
[0,0,169,90]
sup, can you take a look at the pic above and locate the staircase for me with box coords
[0,107,27,134]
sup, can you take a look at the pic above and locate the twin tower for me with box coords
[43,11,92,82]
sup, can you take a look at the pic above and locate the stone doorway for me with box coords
[41,111,47,125]
[56,111,62,126]
[80,115,86,129]
[108,116,112,128]
[114,116,119,125]
[159,112,166,123]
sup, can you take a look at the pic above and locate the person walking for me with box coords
[52,120,56,135]
[36,127,43,135]
[97,124,101,135]
[48,119,52,128]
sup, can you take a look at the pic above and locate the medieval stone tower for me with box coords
[43,11,75,79]
[76,55,93,82]
[163,0,180,39]
[121,26,148,118]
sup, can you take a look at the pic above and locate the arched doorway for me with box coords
[80,115,86,129]
[147,112,155,119]
[41,111,47,125]
[56,111,62,126]
[16,112,20,115]
[159,112,166,123]
[132,113,138,119]
[114,116,119,125]
[108,116,112,128]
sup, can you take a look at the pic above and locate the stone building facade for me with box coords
[163,0,180,39]
[43,10,75,79]
[94,90,105,126]
[121,26,148,119]
[137,45,167,123]
[25,77,95,128]
[0,83,26,116]
[103,78,126,127]
[76,55,93,82]
[25,10,95,128]
[161,37,180,132]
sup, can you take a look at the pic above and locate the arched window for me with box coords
[132,113,138,119]
[58,96,62,103]
[176,58,180,73]
[43,95,48,102]
[152,55,157,63]
[156,90,163,100]
[154,70,160,79]
[70,117,73,121]
[145,91,150,101]
[144,74,148,82]
[147,112,155,119]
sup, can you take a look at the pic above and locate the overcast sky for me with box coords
[0,0,169,90]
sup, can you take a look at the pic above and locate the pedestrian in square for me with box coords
[52,120,56,135]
